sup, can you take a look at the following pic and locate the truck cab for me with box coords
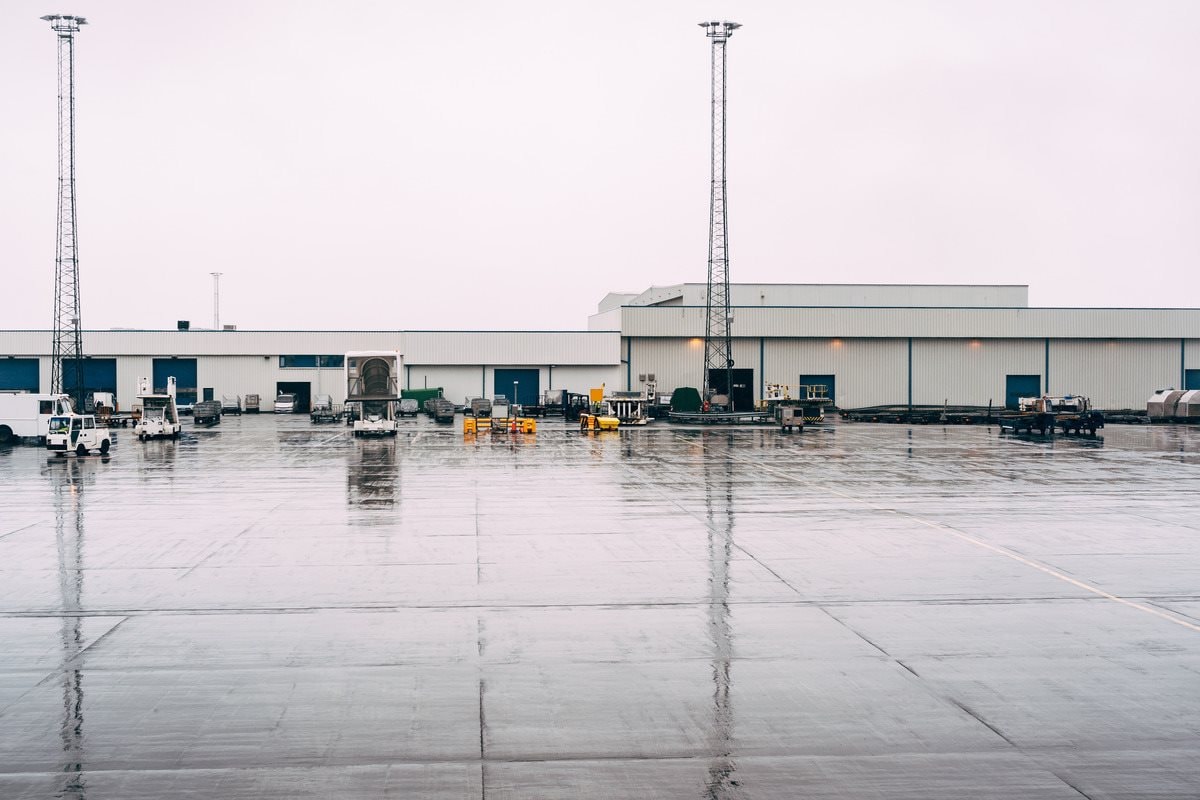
[46,414,111,456]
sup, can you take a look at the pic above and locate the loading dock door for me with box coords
[0,359,40,393]
[1005,374,1041,410]
[707,368,754,412]
[153,358,198,405]
[276,382,312,413]
[64,358,118,409]
[799,374,836,407]
[494,369,539,406]
[1187,370,1200,391]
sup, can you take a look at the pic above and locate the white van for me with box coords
[0,392,74,444]
[274,393,296,413]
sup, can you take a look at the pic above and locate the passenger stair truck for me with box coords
[345,351,400,437]
[133,376,182,440]
[0,392,74,444]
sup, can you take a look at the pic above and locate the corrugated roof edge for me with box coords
[619,305,1200,311]
[0,329,620,334]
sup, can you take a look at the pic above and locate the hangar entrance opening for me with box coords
[153,358,198,406]
[276,381,311,413]
[799,374,836,407]
[1005,374,1041,410]
[494,369,539,407]
[707,368,754,412]
[64,358,117,410]
[0,359,40,393]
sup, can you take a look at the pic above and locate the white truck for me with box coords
[345,351,400,437]
[0,392,74,444]
[46,413,112,456]
[133,376,182,440]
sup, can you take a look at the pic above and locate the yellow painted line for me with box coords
[677,433,1200,634]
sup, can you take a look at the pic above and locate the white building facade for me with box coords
[1,284,1196,412]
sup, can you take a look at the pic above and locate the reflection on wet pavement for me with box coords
[1,415,1199,798]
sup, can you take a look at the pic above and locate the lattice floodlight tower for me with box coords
[699,21,739,409]
[43,14,87,407]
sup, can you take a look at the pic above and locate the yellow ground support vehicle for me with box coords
[579,413,620,432]
[464,416,537,435]
[579,387,620,431]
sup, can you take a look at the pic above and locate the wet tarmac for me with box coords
[1,415,1199,799]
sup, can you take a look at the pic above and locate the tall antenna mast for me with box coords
[211,272,223,329]
[43,14,87,407]
[699,21,739,409]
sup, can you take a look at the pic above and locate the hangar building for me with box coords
[1,283,1196,412]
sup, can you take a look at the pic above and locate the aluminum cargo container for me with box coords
[1174,389,1200,419]
[1147,389,1185,419]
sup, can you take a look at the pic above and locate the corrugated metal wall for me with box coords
[0,331,619,364]
[765,339,908,408]
[1050,340,1179,409]
[619,306,1200,340]
[551,366,622,396]
[2,329,1196,412]
[912,339,1042,407]
[1185,340,1200,371]
[625,338,760,396]
[404,332,618,365]
[676,283,1029,307]
[405,366,485,406]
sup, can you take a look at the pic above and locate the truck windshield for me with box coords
[144,407,165,420]
[49,417,70,434]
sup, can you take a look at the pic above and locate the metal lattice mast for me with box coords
[700,21,739,408]
[43,14,87,405]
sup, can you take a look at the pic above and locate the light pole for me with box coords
[210,272,223,329]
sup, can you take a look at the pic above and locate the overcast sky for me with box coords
[3,1,1199,331]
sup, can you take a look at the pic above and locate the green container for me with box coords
[401,388,444,405]
[670,387,702,413]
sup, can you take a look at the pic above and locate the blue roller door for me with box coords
[799,374,835,406]
[1187,369,1200,391]
[0,359,39,392]
[63,358,118,406]
[1005,374,1041,410]
[494,369,539,406]
[153,358,198,404]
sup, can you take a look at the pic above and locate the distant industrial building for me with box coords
[1,284,1197,411]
